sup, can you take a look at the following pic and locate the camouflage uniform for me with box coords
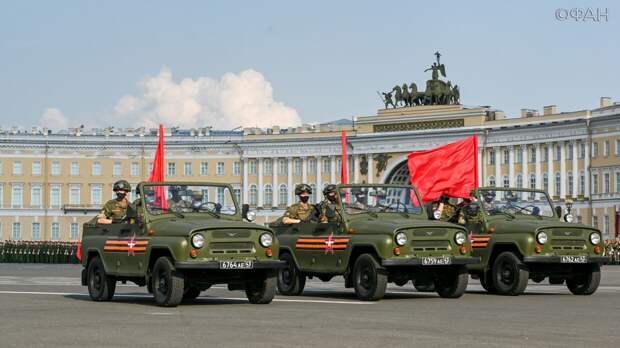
[431,202,462,223]
[101,198,129,220]
[318,200,343,223]
[283,203,315,222]
[167,198,190,211]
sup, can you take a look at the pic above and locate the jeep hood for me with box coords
[148,217,271,236]
[349,217,466,234]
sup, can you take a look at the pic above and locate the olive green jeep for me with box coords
[271,184,479,301]
[81,182,284,307]
[462,187,608,296]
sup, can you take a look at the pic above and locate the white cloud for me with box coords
[39,108,68,130]
[114,67,301,129]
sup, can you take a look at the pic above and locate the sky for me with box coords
[0,1,618,130]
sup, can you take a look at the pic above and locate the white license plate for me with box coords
[421,257,452,265]
[560,256,587,263]
[219,260,253,269]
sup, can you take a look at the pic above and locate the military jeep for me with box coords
[81,182,284,307]
[463,187,608,296]
[271,184,479,301]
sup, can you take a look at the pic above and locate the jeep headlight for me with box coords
[536,231,548,245]
[454,232,466,245]
[433,210,442,220]
[395,232,408,246]
[589,232,601,245]
[564,214,574,223]
[259,233,273,248]
[191,233,205,248]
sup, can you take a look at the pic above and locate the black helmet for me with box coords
[135,185,141,195]
[113,180,131,192]
[482,190,495,202]
[323,184,337,196]
[295,184,312,195]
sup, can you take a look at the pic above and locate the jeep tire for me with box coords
[435,266,468,298]
[567,264,601,295]
[246,272,277,304]
[277,252,306,296]
[152,257,184,307]
[492,251,529,296]
[352,254,387,301]
[87,256,116,301]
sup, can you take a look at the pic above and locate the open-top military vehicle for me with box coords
[81,182,284,307]
[271,184,479,301]
[461,187,608,296]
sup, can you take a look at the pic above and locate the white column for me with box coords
[367,154,374,184]
[330,156,336,184]
[547,143,554,196]
[242,158,249,204]
[272,157,278,207]
[301,156,308,184]
[521,145,528,188]
[508,146,515,187]
[494,147,501,186]
[535,144,542,190]
[585,141,590,198]
[316,156,322,204]
[353,155,360,184]
[572,141,579,198]
[560,142,567,199]
[287,157,293,206]
[477,148,483,186]
[257,158,264,207]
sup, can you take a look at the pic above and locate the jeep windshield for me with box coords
[479,188,555,218]
[339,185,423,215]
[142,184,238,216]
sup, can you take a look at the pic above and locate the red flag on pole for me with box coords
[76,241,82,262]
[149,124,167,209]
[407,135,479,202]
[341,130,348,184]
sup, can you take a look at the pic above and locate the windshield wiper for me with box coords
[168,209,185,219]
[490,209,515,220]
[198,209,220,219]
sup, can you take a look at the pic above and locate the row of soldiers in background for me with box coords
[605,240,620,265]
[0,241,81,264]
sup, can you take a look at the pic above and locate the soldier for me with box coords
[480,190,496,211]
[431,194,458,222]
[97,180,131,224]
[282,184,316,224]
[167,186,190,212]
[351,189,369,210]
[319,184,343,223]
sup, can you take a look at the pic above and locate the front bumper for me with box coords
[175,260,287,270]
[523,256,610,264]
[382,256,480,267]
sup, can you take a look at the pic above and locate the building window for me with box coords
[32,222,41,241]
[264,159,273,175]
[31,185,42,208]
[616,140,620,156]
[542,146,549,162]
[148,162,153,174]
[604,215,610,238]
[12,184,23,208]
[200,162,208,176]
[50,185,61,208]
[309,159,317,174]
[278,159,287,175]
[566,144,573,160]
[167,162,176,176]
[12,222,21,241]
[579,172,585,196]
[502,149,509,165]
[70,223,79,241]
[216,187,225,205]
[131,162,140,177]
[249,185,258,205]
[184,162,192,176]
[32,161,41,176]
[71,162,79,176]
[279,184,288,206]
[336,158,342,175]
[592,173,599,195]
[51,222,60,241]
[233,188,241,204]
[603,172,610,194]
[264,184,272,205]
[91,185,102,205]
[216,162,224,175]
[201,188,209,203]
[309,184,317,203]
[529,147,536,163]
[554,173,561,196]
[567,172,574,196]
[580,143,586,159]
[488,149,495,165]
[113,162,122,177]
[516,148,523,163]
[294,159,302,176]
[592,215,598,229]
[488,176,495,187]
[555,145,561,161]
[543,173,549,192]
[12,161,22,175]
[529,173,536,189]
[592,142,598,158]
[516,174,523,188]
[603,140,610,157]
[69,186,80,205]
[323,158,331,174]
[616,172,620,193]
[92,162,101,176]
[51,161,61,176]
[502,176,509,188]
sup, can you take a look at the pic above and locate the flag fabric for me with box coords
[341,130,348,184]
[407,135,479,203]
[149,124,167,209]
[76,241,81,262]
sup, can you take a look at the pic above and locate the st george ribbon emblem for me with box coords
[127,234,137,256]
[324,233,335,254]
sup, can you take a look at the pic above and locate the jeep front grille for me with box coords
[209,242,254,254]
[551,230,583,238]
[550,239,586,250]
[210,230,252,239]
[411,240,450,251]
[412,229,448,237]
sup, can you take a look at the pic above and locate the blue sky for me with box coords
[0,1,618,129]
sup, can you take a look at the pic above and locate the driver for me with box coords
[167,186,190,211]
[97,180,131,224]
[319,184,343,223]
[352,188,368,210]
[481,190,496,211]
[282,184,315,224]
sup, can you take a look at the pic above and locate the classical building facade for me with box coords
[1,98,619,241]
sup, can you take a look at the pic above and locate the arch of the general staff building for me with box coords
[0,100,619,241]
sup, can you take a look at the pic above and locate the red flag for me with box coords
[407,135,479,202]
[76,241,82,262]
[149,124,167,209]
[341,130,348,184]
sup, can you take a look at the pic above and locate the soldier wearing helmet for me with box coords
[319,184,343,223]
[282,184,315,224]
[97,180,131,224]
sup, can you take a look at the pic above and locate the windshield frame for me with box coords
[476,187,556,219]
[138,182,241,219]
[336,184,425,218]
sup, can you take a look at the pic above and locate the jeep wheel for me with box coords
[492,251,529,296]
[277,252,305,295]
[352,254,387,301]
[246,272,277,304]
[567,264,601,295]
[87,256,116,301]
[435,266,468,298]
[479,271,496,294]
[152,257,184,307]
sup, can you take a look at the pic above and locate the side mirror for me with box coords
[554,206,563,218]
